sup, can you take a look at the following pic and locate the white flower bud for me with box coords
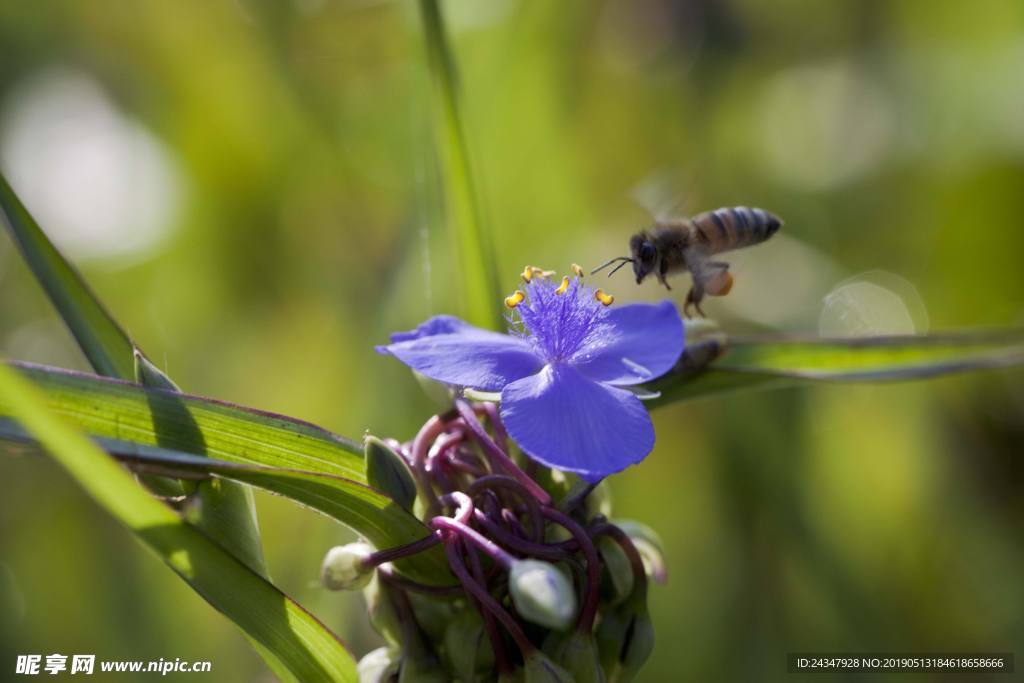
[320,542,374,591]
[508,559,577,631]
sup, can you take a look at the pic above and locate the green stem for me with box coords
[418,0,503,330]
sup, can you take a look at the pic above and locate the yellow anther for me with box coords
[554,276,570,295]
[521,265,534,283]
[571,263,584,278]
[504,290,525,309]
[595,289,615,306]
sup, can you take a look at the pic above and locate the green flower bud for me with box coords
[363,574,402,646]
[509,559,577,631]
[364,436,417,512]
[321,542,374,591]
[413,370,456,408]
[443,608,494,681]
[543,630,605,683]
[596,536,633,606]
[595,601,654,683]
[406,592,456,644]
[613,520,667,584]
[397,651,449,683]
[584,480,613,519]
[523,652,575,682]
[357,647,400,683]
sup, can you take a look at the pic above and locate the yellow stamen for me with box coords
[521,265,534,283]
[571,263,584,278]
[595,288,615,306]
[554,276,570,295]
[536,268,556,279]
[504,290,525,309]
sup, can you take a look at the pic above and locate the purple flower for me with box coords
[378,274,684,481]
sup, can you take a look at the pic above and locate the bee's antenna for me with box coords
[591,256,633,276]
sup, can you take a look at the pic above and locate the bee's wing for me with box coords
[630,167,697,221]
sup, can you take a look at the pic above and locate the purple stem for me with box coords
[376,564,463,597]
[412,414,450,515]
[437,491,474,523]
[472,509,573,562]
[464,537,511,674]
[455,398,551,504]
[590,522,648,596]
[481,401,508,452]
[364,533,441,568]
[431,516,516,569]
[468,475,544,541]
[542,506,601,634]
[443,535,534,656]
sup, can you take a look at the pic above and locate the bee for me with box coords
[593,206,782,317]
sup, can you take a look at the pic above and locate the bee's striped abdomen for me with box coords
[691,206,782,255]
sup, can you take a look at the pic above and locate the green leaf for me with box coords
[418,0,503,330]
[0,361,357,683]
[108,443,448,585]
[0,361,452,585]
[0,171,265,576]
[648,330,1024,408]
[0,172,136,379]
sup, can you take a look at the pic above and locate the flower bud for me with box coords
[443,609,494,681]
[357,647,400,683]
[363,574,403,646]
[523,652,574,682]
[397,651,449,683]
[509,559,577,631]
[595,601,654,683]
[407,592,455,644]
[584,479,613,518]
[364,436,417,512]
[413,370,456,408]
[543,630,605,683]
[613,520,668,584]
[320,542,374,591]
[596,536,633,606]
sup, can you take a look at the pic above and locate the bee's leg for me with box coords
[657,262,672,290]
[684,284,705,318]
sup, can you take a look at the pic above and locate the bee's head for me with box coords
[629,233,658,284]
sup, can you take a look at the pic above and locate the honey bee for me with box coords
[593,206,782,317]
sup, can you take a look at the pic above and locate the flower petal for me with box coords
[384,315,472,345]
[500,363,655,481]
[380,319,543,391]
[570,301,684,385]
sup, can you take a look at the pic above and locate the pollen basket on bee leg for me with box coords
[705,271,734,297]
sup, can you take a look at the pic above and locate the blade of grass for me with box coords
[97,439,448,584]
[0,360,357,683]
[0,172,136,378]
[0,172,265,575]
[648,330,1024,408]
[0,361,452,585]
[418,0,503,330]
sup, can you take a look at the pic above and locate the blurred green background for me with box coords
[1,1,1023,681]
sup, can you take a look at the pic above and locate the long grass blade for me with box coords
[0,361,452,585]
[0,361,357,683]
[649,330,1024,408]
[418,0,503,329]
[0,172,265,575]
